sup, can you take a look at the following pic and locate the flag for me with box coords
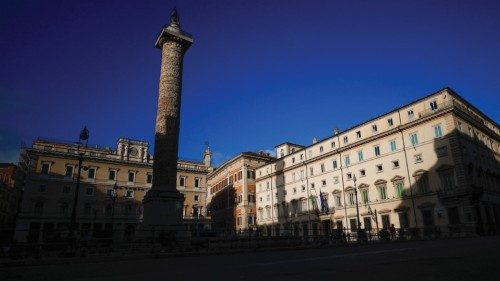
[319,190,329,213]
[368,205,377,223]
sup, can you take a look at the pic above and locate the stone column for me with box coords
[142,9,193,228]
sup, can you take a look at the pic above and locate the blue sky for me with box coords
[1,0,499,166]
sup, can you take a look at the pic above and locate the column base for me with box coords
[142,189,185,226]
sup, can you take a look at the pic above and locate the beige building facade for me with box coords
[14,138,212,242]
[256,88,500,238]
[207,152,275,235]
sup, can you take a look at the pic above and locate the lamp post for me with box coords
[110,182,119,235]
[353,175,365,242]
[69,126,89,238]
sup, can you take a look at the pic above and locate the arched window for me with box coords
[34,202,44,215]
[83,203,92,216]
[60,202,69,216]
[413,170,430,193]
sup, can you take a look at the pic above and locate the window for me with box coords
[381,215,390,229]
[364,217,372,230]
[86,187,94,196]
[84,203,91,216]
[436,146,448,157]
[395,182,404,197]
[266,195,270,201]
[194,195,199,201]
[179,176,186,186]
[128,171,135,182]
[414,154,423,163]
[280,149,284,158]
[434,124,443,138]
[65,165,74,177]
[348,193,356,205]
[344,155,350,166]
[392,160,400,169]
[430,100,438,111]
[34,202,44,215]
[372,124,378,133]
[60,203,69,216]
[410,133,419,146]
[41,162,50,174]
[407,109,414,120]
[347,172,353,180]
[387,118,394,127]
[439,169,455,190]
[146,173,153,184]
[356,131,361,139]
[447,207,460,225]
[457,121,462,132]
[390,140,397,152]
[350,218,358,231]
[302,185,306,192]
[106,189,116,198]
[322,180,326,186]
[62,186,71,193]
[415,172,430,193]
[266,182,270,190]
[38,185,46,192]
[378,186,387,200]
[399,212,409,228]
[293,187,297,194]
[333,176,339,184]
[361,190,369,203]
[308,150,312,158]
[374,146,381,156]
[311,183,315,189]
[292,157,295,164]
[248,216,254,225]
[88,167,96,179]
[292,172,295,181]
[300,170,304,179]
[320,163,325,173]
[360,169,366,177]
[320,146,324,153]
[108,170,117,181]
[126,190,134,198]
[309,167,314,176]
[195,177,201,188]
[335,195,342,207]
[332,160,338,169]
[331,141,336,148]
[343,136,348,144]
[376,164,383,173]
[358,150,364,161]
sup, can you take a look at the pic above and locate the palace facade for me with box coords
[14,138,212,242]
[255,87,500,237]
[206,152,275,235]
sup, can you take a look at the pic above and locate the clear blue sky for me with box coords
[1,0,499,166]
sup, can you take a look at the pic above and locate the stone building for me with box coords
[14,137,212,242]
[256,87,500,238]
[0,163,22,244]
[207,152,275,235]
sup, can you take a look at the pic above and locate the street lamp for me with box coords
[69,126,89,238]
[353,175,365,242]
[110,182,119,235]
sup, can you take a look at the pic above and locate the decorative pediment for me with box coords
[332,189,342,194]
[418,202,435,209]
[345,186,354,192]
[334,215,344,220]
[378,208,391,214]
[358,183,369,189]
[390,175,405,182]
[374,179,387,186]
[30,196,48,203]
[412,169,428,177]
[265,205,271,209]
[258,207,263,210]
[436,164,454,172]
[394,206,410,212]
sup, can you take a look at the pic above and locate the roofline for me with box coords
[262,86,498,167]
[274,142,305,148]
[207,152,275,179]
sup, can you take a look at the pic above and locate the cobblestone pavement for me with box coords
[2,236,500,281]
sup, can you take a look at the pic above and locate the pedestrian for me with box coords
[389,224,396,240]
